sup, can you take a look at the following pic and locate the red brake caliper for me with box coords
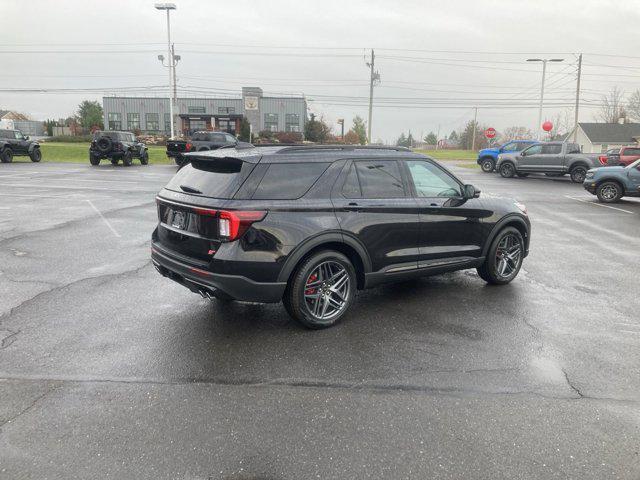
[305,273,317,295]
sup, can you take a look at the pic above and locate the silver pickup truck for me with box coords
[496,142,601,183]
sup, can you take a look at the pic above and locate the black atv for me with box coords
[0,129,42,163]
[89,131,149,167]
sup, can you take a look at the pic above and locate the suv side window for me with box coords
[252,162,330,200]
[624,147,640,156]
[342,163,361,198]
[502,142,517,151]
[406,160,462,198]
[192,132,205,141]
[541,144,562,155]
[14,131,24,140]
[224,134,236,143]
[0,130,10,139]
[515,142,532,151]
[354,160,405,198]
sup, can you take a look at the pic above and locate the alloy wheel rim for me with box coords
[503,164,513,175]
[495,233,522,279]
[483,161,493,171]
[304,261,350,321]
[601,185,617,200]
[574,169,586,182]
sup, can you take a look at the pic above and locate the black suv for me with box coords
[0,129,41,163]
[151,145,530,328]
[89,131,149,166]
[166,131,246,166]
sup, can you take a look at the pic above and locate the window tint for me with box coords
[165,159,256,198]
[541,144,562,154]
[406,161,462,198]
[566,143,581,154]
[623,148,640,156]
[0,130,10,138]
[342,164,361,198]
[14,131,24,140]
[192,132,206,141]
[224,134,236,143]
[355,160,405,198]
[515,142,533,151]
[502,142,516,151]
[252,163,329,200]
[523,144,542,155]
[211,133,226,142]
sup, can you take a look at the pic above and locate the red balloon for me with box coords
[542,121,553,132]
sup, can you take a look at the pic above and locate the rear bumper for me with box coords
[151,244,286,303]
[166,151,182,158]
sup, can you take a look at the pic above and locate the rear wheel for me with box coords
[1,149,13,163]
[570,165,587,183]
[499,162,515,178]
[89,153,100,166]
[122,152,133,167]
[596,181,623,203]
[477,227,524,285]
[480,158,495,173]
[140,150,149,165]
[29,148,42,162]
[283,250,356,329]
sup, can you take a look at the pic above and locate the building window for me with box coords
[146,113,159,131]
[285,113,300,132]
[264,113,279,132]
[127,113,140,131]
[164,113,171,132]
[108,113,121,130]
[218,107,235,114]
[188,106,206,114]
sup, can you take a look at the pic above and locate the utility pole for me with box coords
[366,50,379,144]
[155,3,177,139]
[572,53,583,143]
[436,124,441,150]
[526,58,564,139]
[471,107,478,151]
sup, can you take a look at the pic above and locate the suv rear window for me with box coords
[252,163,329,200]
[164,158,256,198]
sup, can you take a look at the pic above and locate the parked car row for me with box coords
[477,140,640,203]
[166,130,246,166]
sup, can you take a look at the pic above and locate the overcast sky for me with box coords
[2,0,640,142]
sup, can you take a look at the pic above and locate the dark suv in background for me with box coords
[166,131,243,166]
[151,145,531,328]
[0,129,41,163]
[89,131,149,166]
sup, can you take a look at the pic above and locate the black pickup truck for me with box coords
[0,129,42,163]
[166,131,243,166]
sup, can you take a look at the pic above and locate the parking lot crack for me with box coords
[562,369,585,398]
[0,382,61,432]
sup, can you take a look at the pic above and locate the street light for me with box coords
[527,58,564,139]
[155,3,177,139]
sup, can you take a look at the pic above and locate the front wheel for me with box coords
[477,227,524,285]
[122,152,133,167]
[570,165,587,183]
[499,162,516,178]
[480,158,495,173]
[1,149,13,163]
[283,251,356,329]
[30,149,42,162]
[140,150,149,165]
[596,181,623,203]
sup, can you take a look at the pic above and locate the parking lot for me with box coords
[1,161,639,479]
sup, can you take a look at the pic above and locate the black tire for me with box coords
[570,165,588,183]
[1,149,13,163]
[140,150,149,165]
[477,226,524,285]
[596,181,623,203]
[480,158,495,173]
[122,152,133,167]
[89,153,100,166]
[499,162,516,178]
[283,250,356,329]
[516,173,529,178]
[96,136,112,153]
[29,148,42,162]
[111,158,119,165]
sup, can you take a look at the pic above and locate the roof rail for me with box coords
[275,145,412,154]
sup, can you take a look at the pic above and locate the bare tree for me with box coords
[501,126,533,141]
[596,86,625,123]
[626,89,640,122]
[549,109,573,140]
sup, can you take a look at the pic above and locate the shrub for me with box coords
[44,135,93,143]
[275,131,303,143]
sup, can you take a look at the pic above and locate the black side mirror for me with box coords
[464,184,480,199]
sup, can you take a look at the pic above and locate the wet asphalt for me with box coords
[0,161,639,479]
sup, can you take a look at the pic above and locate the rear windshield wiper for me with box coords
[179,185,203,194]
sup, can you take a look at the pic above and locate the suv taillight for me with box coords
[218,210,266,241]
[186,143,193,151]
[598,155,607,165]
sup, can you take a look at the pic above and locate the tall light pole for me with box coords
[527,58,564,139]
[366,50,380,144]
[155,3,177,139]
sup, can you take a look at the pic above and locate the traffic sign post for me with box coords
[484,127,496,139]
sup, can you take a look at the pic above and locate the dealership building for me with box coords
[102,87,307,137]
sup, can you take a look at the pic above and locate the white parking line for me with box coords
[564,195,635,214]
[86,200,121,238]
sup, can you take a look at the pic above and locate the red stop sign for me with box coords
[484,127,496,139]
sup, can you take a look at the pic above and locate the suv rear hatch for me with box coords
[154,154,264,263]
